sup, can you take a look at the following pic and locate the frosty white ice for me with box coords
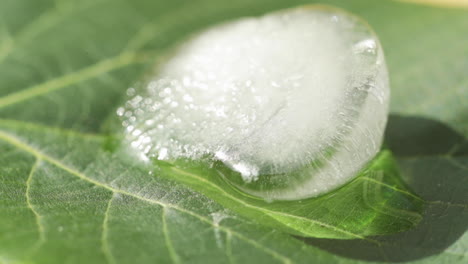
[120,6,390,200]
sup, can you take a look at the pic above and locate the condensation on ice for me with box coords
[119,6,389,200]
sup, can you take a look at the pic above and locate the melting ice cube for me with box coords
[120,6,390,200]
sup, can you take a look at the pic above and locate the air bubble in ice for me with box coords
[119,6,390,200]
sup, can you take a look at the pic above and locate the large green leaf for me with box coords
[0,0,467,263]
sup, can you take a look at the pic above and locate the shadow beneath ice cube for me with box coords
[301,114,468,262]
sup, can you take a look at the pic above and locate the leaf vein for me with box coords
[25,158,46,247]
[162,207,181,264]
[0,52,145,110]
[101,193,116,264]
[0,130,292,264]
[225,231,236,264]
[0,119,109,140]
[0,0,108,64]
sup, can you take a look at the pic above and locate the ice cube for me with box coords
[120,6,389,200]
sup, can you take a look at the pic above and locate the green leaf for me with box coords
[0,0,467,264]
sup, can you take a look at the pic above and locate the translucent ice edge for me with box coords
[119,5,390,200]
